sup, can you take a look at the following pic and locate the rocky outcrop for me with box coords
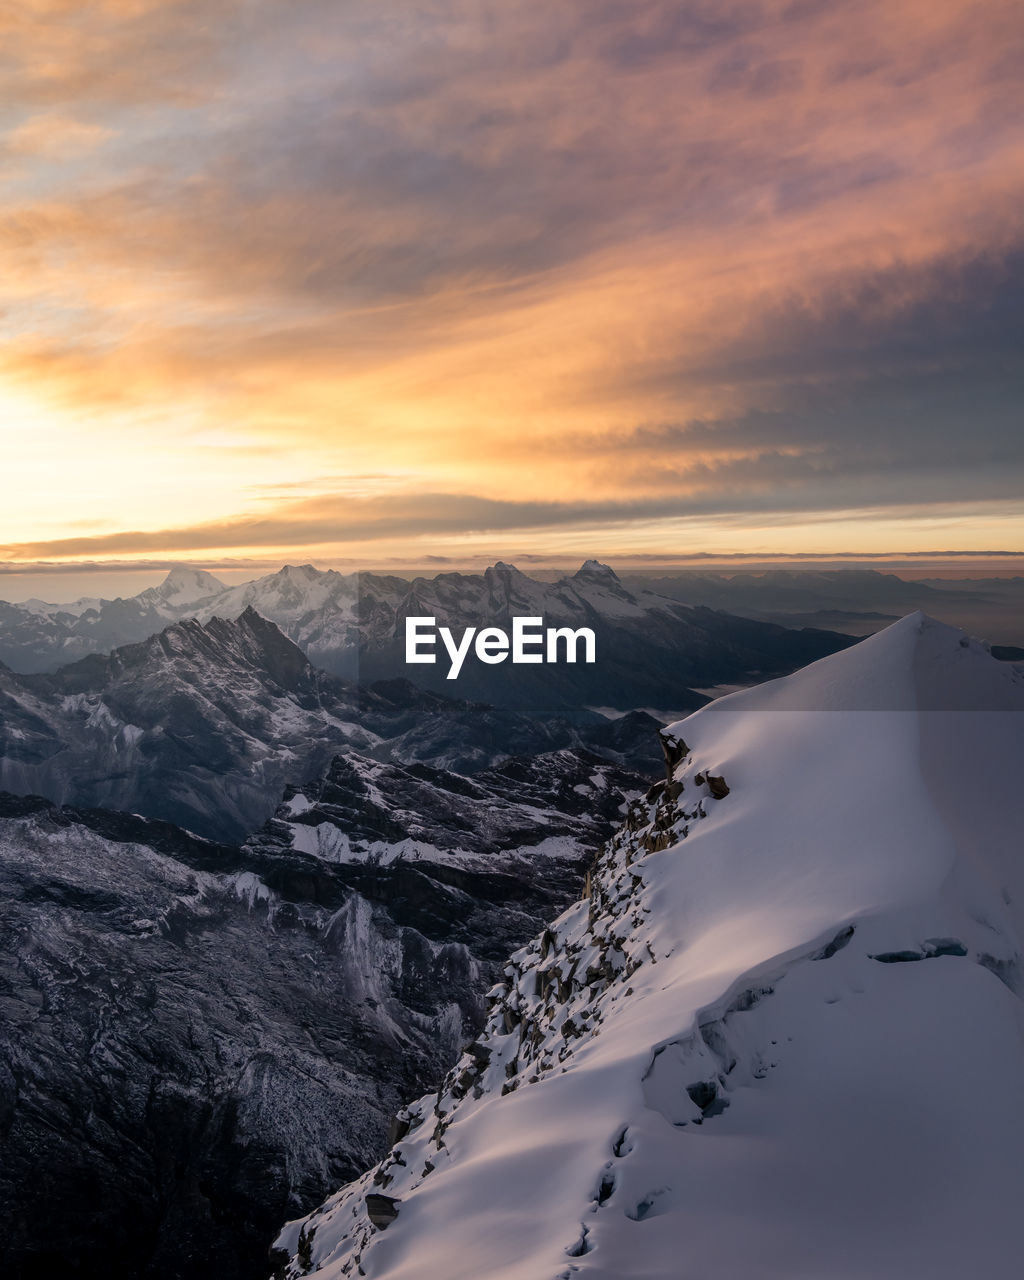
[257,747,643,864]
[364,1194,400,1229]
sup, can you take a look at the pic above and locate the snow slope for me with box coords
[275,614,1024,1280]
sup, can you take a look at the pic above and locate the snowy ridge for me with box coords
[275,614,1024,1280]
[194,564,360,630]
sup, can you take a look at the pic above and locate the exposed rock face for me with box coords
[364,1194,400,1229]
[0,735,647,1279]
[0,797,463,1279]
[0,611,661,842]
[0,562,854,715]
[657,729,689,776]
[0,609,360,841]
[254,748,643,867]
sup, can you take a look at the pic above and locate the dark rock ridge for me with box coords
[0,562,855,715]
[271,737,733,1278]
[0,610,661,841]
[0,739,647,1280]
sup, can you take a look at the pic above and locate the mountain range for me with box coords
[0,737,645,1279]
[625,567,1024,643]
[275,614,1024,1280]
[0,609,660,842]
[0,562,855,715]
[4,593,1020,1280]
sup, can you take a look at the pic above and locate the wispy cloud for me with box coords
[3,486,1022,562]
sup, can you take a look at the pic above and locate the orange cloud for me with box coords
[5,113,113,159]
[0,0,1022,560]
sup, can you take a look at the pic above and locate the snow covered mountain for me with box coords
[275,614,1024,1280]
[134,564,228,610]
[0,607,386,841]
[0,567,228,674]
[0,562,853,713]
[335,561,854,713]
[0,743,645,1279]
[0,610,660,841]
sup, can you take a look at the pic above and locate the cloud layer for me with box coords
[1,0,1022,559]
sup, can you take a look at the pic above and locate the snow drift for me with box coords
[274,613,1024,1280]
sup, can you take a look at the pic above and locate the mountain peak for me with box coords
[574,558,619,580]
[151,565,226,605]
[277,563,321,581]
[703,610,1019,714]
[210,608,310,688]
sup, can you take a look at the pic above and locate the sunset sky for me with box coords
[2,0,1022,581]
